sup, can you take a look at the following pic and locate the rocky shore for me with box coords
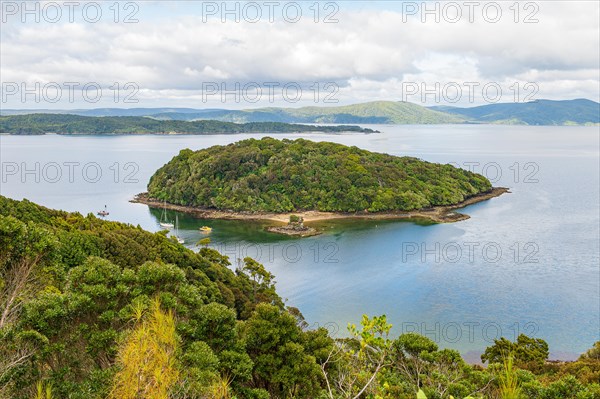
[266,216,322,237]
[131,187,509,235]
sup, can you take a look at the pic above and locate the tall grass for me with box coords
[498,354,522,399]
[209,374,234,399]
[109,299,179,399]
[34,381,52,399]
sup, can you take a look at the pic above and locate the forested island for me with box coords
[0,114,377,135]
[1,195,598,399]
[139,138,505,230]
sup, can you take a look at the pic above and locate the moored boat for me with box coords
[160,200,174,229]
[97,205,109,217]
[174,215,184,244]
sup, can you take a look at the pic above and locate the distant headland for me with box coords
[0,114,378,135]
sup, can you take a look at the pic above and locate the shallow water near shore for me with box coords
[1,125,598,361]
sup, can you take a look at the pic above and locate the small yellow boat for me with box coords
[199,226,212,233]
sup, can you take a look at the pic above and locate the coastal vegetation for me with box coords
[0,114,377,135]
[1,196,599,398]
[147,137,493,213]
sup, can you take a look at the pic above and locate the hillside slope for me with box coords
[150,101,465,124]
[5,99,597,125]
[431,99,600,125]
[1,102,465,124]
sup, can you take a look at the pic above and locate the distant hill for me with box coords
[0,114,376,135]
[190,101,466,124]
[0,101,464,124]
[3,99,598,125]
[430,99,600,125]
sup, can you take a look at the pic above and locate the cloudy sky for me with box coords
[1,0,598,109]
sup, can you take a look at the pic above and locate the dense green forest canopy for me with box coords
[148,137,493,213]
[0,114,377,135]
[0,196,598,399]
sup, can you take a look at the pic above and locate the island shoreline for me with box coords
[3,129,379,136]
[131,187,510,225]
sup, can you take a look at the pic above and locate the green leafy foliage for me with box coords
[481,334,550,366]
[0,196,311,398]
[0,196,598,399]
[148,137,492,213]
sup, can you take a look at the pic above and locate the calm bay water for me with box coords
[1,125,598,361]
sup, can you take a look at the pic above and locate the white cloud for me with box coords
[1,1,598,108]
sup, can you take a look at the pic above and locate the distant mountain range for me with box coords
[430,99,600,126]
[2,99,598,126]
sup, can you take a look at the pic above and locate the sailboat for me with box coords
[174,215,184,244]
[159,200,174,229]
[97,205,109,217]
